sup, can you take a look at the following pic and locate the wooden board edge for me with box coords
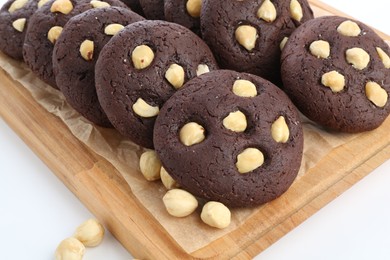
[233,143,390,259]
[2,44,390,260]
[1,1,390,259]
[0,69,191,260]
[191,117,390,259]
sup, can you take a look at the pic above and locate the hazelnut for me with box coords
[365,81,388,108]
[163,189,198,217]
[376,47,390,69]
[47,26,63,44]
[79,39,94,61]
[271,116,289,143]
[280,36,288,51]
[236,148,264,174]
[8,0,28,13]
[232,79,257,97]
[179,122,206,146]
[139,150,161,181]
[55,237,85,260]
[235,25,258,51]
[309,40,330,59]
[12,18,26,32]
[73,219,105,247]
[131,44,154,70]
[132,97,159,118]
[201,201,231,229]
[90,0,110,8]
[346,47,370,70]
[50,0,73,15]
[290,0,303,22]
[337,20,361,37]
[321,71,345,93]
[257,0,277,23]
[223,110,247,132]
[196,64,210,76]
[38,0,50,8]
[186,0,201,18]
[165,63,185,89]
[104,23,124,36]
[160,166,179,190]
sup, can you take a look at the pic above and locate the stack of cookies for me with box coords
[1,0,389,228]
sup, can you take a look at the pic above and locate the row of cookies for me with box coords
[120,0,201,33]
[4,0,388,135]
[0,0,131,62]
[47,3,304,212]
[84,0,316,86]
[0,0,306,212]
[1,0,389,217]
[92,3,390,211]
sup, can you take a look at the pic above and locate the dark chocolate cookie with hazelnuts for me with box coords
[23,0,128,88]
[52,7,143,127]
[0,0,38,60]
[95,20,218,148]
[154,70,304,207]
[281,16,390,132]
[164,0,201,35]
[201,0,314,85]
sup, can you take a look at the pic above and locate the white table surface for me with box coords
[1,1,390,259]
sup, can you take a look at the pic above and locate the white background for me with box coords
[1,1,390,259]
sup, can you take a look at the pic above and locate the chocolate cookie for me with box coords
[164,0,201,35]
[0,0,38,60]
[119,0,143,15]
[95,20,218,148]
[201,0,313,85]
[153,70,304,207]
[23,0,128,89]
[281,16,390,132]
[138,0,163,20]
[52,7,143,127]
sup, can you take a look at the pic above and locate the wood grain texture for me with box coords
[1,1,390,259]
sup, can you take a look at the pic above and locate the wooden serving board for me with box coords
[1,1,390,259]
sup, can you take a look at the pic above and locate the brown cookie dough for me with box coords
[52,7,143,127]
[201,0,313,85]
[95,20,218,148]
[23,0,128,88]
[0,0,38,60]
[154,70,304,207]
[281,16,390,132]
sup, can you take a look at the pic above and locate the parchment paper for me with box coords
[0,52,360,253]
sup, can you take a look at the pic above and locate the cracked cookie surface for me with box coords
[95,20,218,148]
[52,7,143,127]
[164,0,201,35]
[281,16,390,132]
[138,0,163,20]
[201,0,313,85]
[154,70,304,207]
